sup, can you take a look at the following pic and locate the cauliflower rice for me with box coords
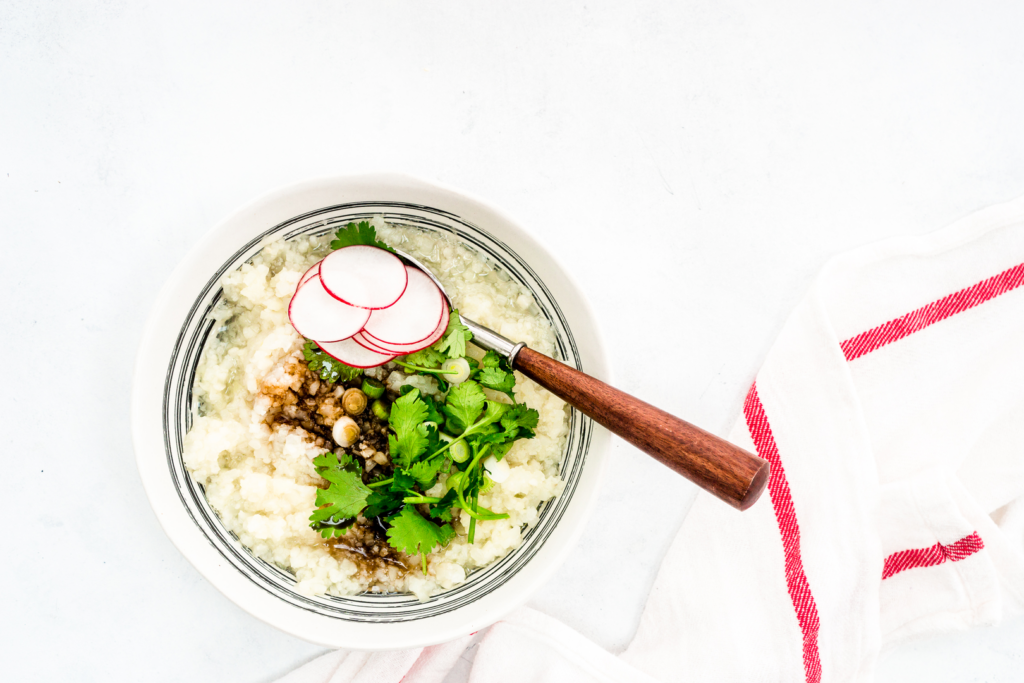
[183,217,568,600]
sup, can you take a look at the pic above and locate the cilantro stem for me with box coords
[468,494,478,544]
[422,552,427,575]
[465,442,492,475]
[368,478,393,489]
[393,360,458,376]
[427,416,490,461]
[454,486,506,522]
[403,495,441,504]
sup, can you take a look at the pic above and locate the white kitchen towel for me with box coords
[276,194,1024,683]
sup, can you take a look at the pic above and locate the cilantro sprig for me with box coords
[436,311,472,359]
[388,389,439,468]
[330,221,396,254]
[309,453,372,538]
[387,505,456,574]
[476,350,517,401]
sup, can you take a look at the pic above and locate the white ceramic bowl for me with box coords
[131,174,611,649]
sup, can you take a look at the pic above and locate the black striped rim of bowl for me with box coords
[162,202,593,621]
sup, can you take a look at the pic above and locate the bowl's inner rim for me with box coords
[163,201,593,621]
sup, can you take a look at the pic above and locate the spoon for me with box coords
[395,248,770,511]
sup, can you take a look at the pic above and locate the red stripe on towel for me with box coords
[744,384,822,683]
[840,262,1024,361]
[881,532,985,580]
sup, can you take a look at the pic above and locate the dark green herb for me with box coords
[436,310,472,359]
[475,350,517,402]
[329,221,396,254]
[386,505,456,574]
[308,453,373,538]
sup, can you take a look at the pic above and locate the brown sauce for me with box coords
[325,519,412,580]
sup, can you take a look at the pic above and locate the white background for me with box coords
[3,1,1024,680]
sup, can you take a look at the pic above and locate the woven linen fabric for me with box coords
[275,195,1024,683]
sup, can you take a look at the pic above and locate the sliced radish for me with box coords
[297,260,322,289]
[363,268,445,345]
[352,332,396,355]
[357,312,447,355]
[288,276,370,342]
[319,245,408,310]
[317,337,396,368]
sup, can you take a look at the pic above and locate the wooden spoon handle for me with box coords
[512,347,769,510]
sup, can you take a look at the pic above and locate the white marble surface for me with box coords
[2,0,1023,680]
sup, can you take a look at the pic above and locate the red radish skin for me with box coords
[298,260,322,289]
[319,245,408,310]
[317,338,396,368]
[358,312,447,354]
[363,267,445,345]
[288,276,370,343]
[355,326,438,355]
[373,312,448,352]
[352,333,397,355]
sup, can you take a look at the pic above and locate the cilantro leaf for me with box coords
[388,389,431,467]
[390,387,429,433]
[329,221,396,253]
[478,366,516,401]
[436,310,472,359]
[363,489,404,519]
[314,470,372,519]
[400,346,447,369]
[502,403,539,433]
[490,441,515,460]
[312,451,358,475]
[302,340,362,384]
[389,430,426,469]
[480,400,510,426]
[474,350,517,401]
[408,458,443,489]
[421,394,445,425]
[391,469,417,492]
[481,350,503,369]
[386,505,456,572]
[442,381,486,433]
[476,403,538,456]
[308,455,372,537]
[429,488,459,522]
[396,425,430,466]
[313,517,357,539]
